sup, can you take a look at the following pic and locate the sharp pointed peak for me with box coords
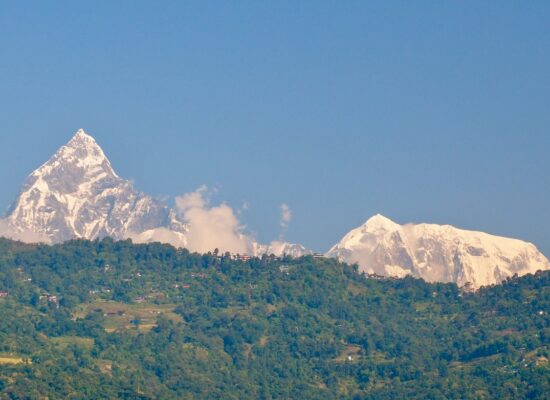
[68,128,98,144]
[62,129,111,163]
[75,128,90,137]
[29,128,119,178]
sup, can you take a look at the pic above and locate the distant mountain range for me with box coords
[2,130,307,257]
[2,129,548,287]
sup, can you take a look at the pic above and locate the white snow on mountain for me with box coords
[4,129,188,243]
[327,214,550,288]
[2,129,311,257]
[3,129,547,284]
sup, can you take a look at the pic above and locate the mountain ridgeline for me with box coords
[2,129,549,288]
[328,215,550,289]
[0,238,548,399]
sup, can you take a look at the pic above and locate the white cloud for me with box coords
[176,185,208,210]
[237,201,250,215]
[174,186,253,254]
[279,203,292,238]
[280,203,292,227]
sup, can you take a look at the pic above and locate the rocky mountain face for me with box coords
[4,130,188,243]
[327,214,550,288]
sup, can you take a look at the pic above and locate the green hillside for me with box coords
[0,238,548,399]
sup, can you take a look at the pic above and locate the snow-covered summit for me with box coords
[327,214,550,288]
[70,128,100,145]
[365,213,396,226]
[361,213,401,233]
[61,129,114,172]
[5,129,187,243]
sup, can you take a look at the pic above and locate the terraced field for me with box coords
[73,300,183,332]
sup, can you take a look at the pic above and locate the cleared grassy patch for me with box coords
[334,345,362,363]
[97,359,113,375]
[414,302,430,312]
[74,300,183,332]
[347,283,367,296]
[258,335,269,347]
[50,336,94,350]
[0,355,30,365]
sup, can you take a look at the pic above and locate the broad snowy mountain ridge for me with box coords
[327,214,549,288]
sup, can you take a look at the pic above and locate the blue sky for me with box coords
[0,1,549,254]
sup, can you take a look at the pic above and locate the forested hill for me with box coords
[0,238,548,399]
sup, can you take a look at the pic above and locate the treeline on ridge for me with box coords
[0,237,548,399]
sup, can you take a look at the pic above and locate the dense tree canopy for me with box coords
[0,238,548,399]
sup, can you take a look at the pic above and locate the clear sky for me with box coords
[0,1,549,254]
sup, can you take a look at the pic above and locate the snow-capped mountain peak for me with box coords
[5,129,186,243]
[67,128,105,153]
[362,213,401,232]
[46,128,117,177]
[327,215,549,288]
[70,128,98,144]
